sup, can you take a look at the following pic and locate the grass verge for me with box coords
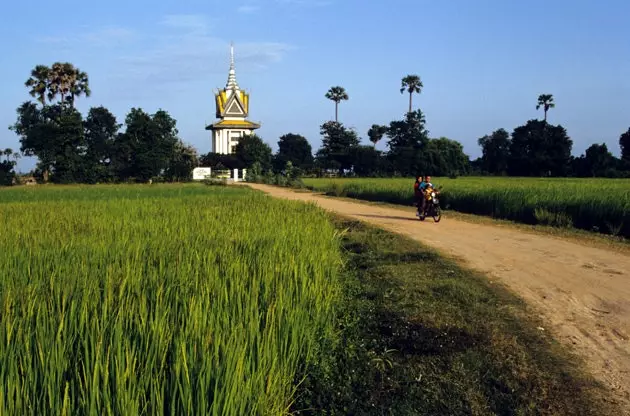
[301,188,630,254]
[291,216,615,415]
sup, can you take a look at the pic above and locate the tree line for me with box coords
[6,62,198,185]
[476,95,630,177]
[4,63,630,185]
[209,78,630,180]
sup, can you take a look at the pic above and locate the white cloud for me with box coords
[35,14,294,92]
[35,26,136,48]
[237,5,261,13]
[159,14,210,35]
[275,0,332,6]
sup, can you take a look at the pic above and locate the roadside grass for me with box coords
[302,177,630,240]
[292,217,615,415]
[300,189,630,255]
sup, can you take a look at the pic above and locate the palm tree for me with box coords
[536,94,555,122]
[48,62,84,104]
[25,65,51,107]
[367,124,388,147]
[325,86,348,122]
[400,74,423,113]
[68,69,91,107]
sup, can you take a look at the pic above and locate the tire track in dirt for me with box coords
[245,183,630,411]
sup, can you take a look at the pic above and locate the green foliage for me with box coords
[367,124,388,147]
[424,137,470,177]
[111,108,179,182]
[572,143,618,177]
[400,74,423,113]
[478,128,511,175]
[350,145,384,176]
[620,127,630,166]
[82,106,120,183]
[316,121,360,174]
[325,86,349,122]
[11,103,86,183]
[24,62,90,108]
[233,134,273,171]
[0,184,341,414]
[0,149,18,186]
[508,120,572,176]
[293,218,610,415]
[303,177,630,238]
[385,110,430,176]
[163,141,199,182]
[536,93,555,121]
[245,161,264,183]
[199,152,245,170]
[273,133,313,172]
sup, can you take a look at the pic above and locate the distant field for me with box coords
[303,177,630,238]
[0,184,341,415]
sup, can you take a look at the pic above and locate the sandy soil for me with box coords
[246,183,630,411]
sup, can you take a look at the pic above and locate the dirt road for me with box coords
[246,183,630,410]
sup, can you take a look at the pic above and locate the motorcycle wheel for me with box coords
[432,206,442,223]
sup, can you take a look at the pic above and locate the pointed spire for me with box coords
[226,42,239,90]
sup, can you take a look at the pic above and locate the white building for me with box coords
[206,44,261,154]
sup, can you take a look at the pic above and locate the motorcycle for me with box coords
[418,186,442,222]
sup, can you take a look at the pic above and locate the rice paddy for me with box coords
[303,177,630,238]
[0,184,342,415]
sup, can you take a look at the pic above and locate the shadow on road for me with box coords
[356,214,419,222]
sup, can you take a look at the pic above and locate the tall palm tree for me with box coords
[536,94,555,122]
[325,86,348,122]
[48,62,82,105]
[68,69,91,107]
[400,74,423,113]
[24,65,51,107]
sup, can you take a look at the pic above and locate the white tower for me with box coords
[206,43,260,154]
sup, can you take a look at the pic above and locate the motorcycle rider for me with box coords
[413,175,424,217]
[418,175,434,217]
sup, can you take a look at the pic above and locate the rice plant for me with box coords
[0,184,342,415]
[304,177,630,237]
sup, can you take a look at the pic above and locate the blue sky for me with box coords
[2,0,629,172]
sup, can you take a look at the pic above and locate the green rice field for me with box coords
[0,184,341,415]
[303,177,630,238]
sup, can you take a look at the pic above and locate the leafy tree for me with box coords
[350,145,384,176]
[400,75,423,113]
[385,110,429,176]
[199,152,244,170]
[583,143,617,177]
[536,94,555,122]
[316,121,360,174]
[24,65,51,107]
[111,108,179,182]
[234,134,273,171]
[0,149,18,186]
[68,69,91,107]
[83,106,120,183]
[11,102,85,183]
[325,86,349,122]
[478,128,511,175]
[423,137,470,177]
[164,141,199,182]
[619,127,630,167]
[47,106,85,183]
[367,124,388,148]
[509,119,572,176]
[274,133,313,172]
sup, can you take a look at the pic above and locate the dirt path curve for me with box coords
[246,183,630,410]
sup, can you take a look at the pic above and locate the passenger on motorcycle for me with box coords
[413,175,424,216]
[418,175,435,216]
